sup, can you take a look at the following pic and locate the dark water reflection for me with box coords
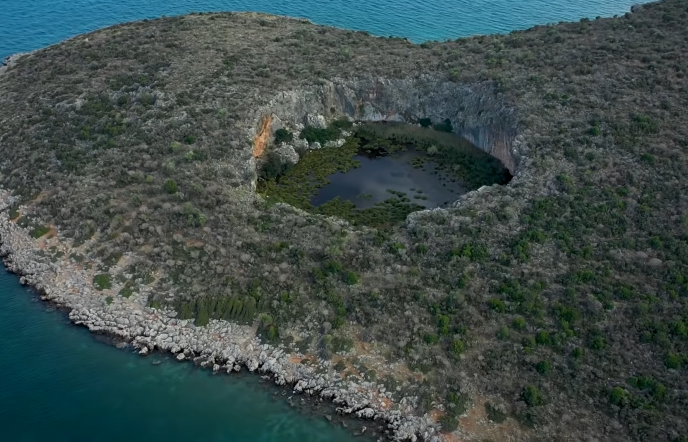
[311,149,465,209]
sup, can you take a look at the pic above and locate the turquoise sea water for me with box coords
[0,1,645,441]
[1,0,643,60]
[0,268,369,442]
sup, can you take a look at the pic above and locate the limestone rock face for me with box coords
[292,137,309,152]
[254,77,524,174]
[274,144,299,166]
[324,139,345,148]
[304,113,327,129]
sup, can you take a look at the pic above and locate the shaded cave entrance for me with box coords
[258,120,513,228]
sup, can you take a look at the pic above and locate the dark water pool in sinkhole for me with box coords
[259,123,512,227]
[310,148,466,210]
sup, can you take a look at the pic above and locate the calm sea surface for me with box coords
[2,0,643,60]
[0,1,644,441]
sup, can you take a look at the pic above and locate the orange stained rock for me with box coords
[253,114,273,157]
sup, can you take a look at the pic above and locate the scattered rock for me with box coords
[305,113,327,129]
[648,258,662,267]
[274,144,299,165]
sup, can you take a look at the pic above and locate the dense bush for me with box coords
[164,179,178,194]
[522,385,544,407]
[93,274,112,291]
[29,225,50,238]
[432,118,453,133]
[274,128,293,144]
[299,124,341,144]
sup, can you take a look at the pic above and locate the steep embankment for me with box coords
[2,2,688,441]
[250,78,523,173]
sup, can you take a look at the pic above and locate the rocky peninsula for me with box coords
[2,2,688,441]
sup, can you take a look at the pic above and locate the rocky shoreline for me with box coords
[0,190,441,442]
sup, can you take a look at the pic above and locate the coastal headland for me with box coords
[1,2,687,441]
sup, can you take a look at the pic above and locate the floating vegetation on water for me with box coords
[355,122,512,189]
[258,121,511,228]
[359,137,406,156]
[258,136,425,228]
[318,196,425,227]
[258,136,361,205]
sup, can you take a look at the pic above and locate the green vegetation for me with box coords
[119,280,137,298]
[299,118,352,145]
[9,206,20,220]
[2,4,688,441]
[485,402,507,423]
[29,225,50,238]
[259,123,509,228]
[355,122,511,189]
[313,260,360,286]
[522,385,544,407]
[439,391,468,431]
[164,179,178,194]
[259,150,294,181]
[432,118,453,133]
[609,386,628,406]
[274,128,293,144]
[173,295,259,326]
[93,274,112,291]
[258,135,427,228]
[323,334,354,355]
[535,360,551,375]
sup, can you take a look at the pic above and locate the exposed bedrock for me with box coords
[248,76,526,175]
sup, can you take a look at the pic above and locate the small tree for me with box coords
[274,128,293,144]
[164,179,178,194]
[439,414,459,432]
[522,385,544,407]
[260,151,291,180]
[342,270,359,285]
[609,386,628,406]
[433,118,453,133]
[93,274,112,290]
[535,360,551,375]
[451,338,465,356]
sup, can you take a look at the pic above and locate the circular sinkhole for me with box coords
[257,119,513,228]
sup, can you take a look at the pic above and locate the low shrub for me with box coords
[274,128,293,144]
[522,385,544,407]
[164,179,178,194]
[93,274,112,290]
[29,225,50,238]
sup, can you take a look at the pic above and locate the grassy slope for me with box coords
[1,1,688,440]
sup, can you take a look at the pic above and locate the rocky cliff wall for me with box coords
[249,76,524,175]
